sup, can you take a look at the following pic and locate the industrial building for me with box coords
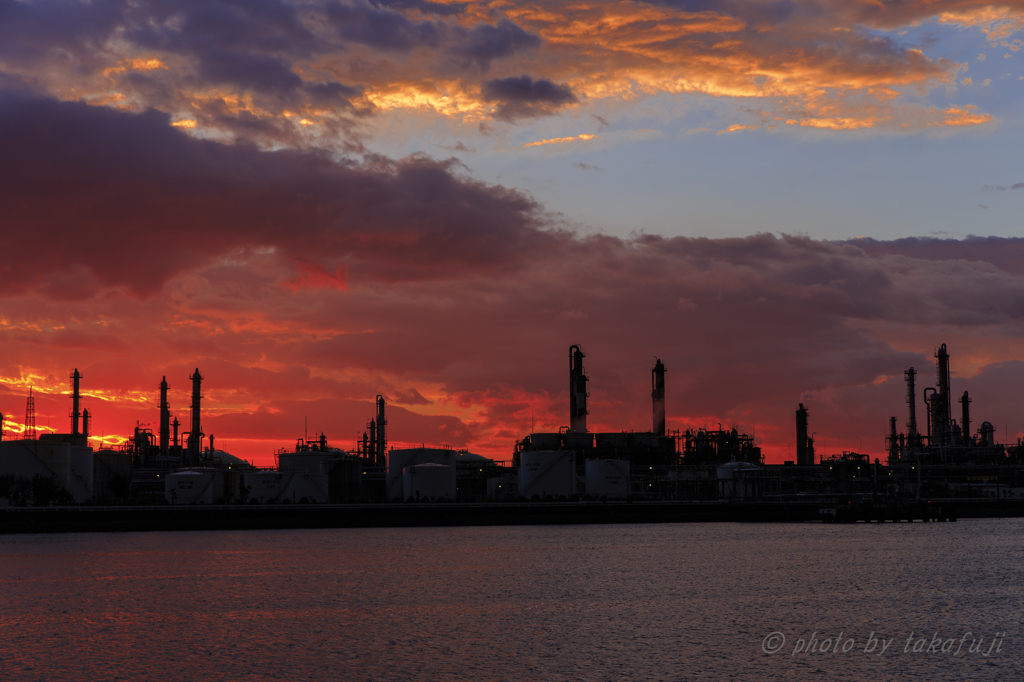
[2,341,1023,510]
[885,344,1009,465]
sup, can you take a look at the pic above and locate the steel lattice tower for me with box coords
[25,388,37,440]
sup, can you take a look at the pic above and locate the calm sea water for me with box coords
[0,520,1021,681]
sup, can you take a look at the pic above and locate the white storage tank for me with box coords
[281,472,329,504]
[717,461,761,498]
[387,448,457,501]
[518,450,575,500]
[244,471,283,503]
[586,459,630,499]
[402,463,456,501]
[165,469,222,504]
[278,450,339,474]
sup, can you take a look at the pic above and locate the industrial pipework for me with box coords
[569,345,588,433]
[652,358,666,436]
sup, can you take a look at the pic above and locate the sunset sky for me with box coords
[2,0,1024,465]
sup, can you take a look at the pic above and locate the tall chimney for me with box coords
[173,416,180,450]
[935,344,952,446]
[888,416,899,461]
[375,395,387,468]
[368,419,377,463]
[188,368,203,461]
[960,391,971,446]
[159,376,170,455]
[82,408,90,441]
[569,345,588,433]
[905,367,918,442]
[651,358,666,436]
[796,403,809,466]
[71,368,81,437]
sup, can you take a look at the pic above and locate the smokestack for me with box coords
[934,344,952,446]
[888,416,899,461]
[368,419,377,463]
[82,409,90,440]
[905,367,918,441]
[651,358,666,436]
[375,395,387,468]
[936,343,951,423]
[1,412,4,441]
[188,368,203,461]
[960,391,971,446]
[796,403,809,466]
[71,368,82,436]
[159,376,170,455]
[569,345,588,433]
[173,416,180,450]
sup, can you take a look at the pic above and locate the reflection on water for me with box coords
[1,520,1021,681]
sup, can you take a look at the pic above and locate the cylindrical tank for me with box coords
[564,432,594,449]
[716,461,760,499]
[530,433,561,450]
[402,463,456,501]
[165,469,221,504]
[387,448,457,501]
[278,451,337,474]
[281,472,329,503]
[585,459,630,498]
[518,450,574,500]
[243,471,283,503]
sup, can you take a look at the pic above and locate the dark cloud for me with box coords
[481,75,578,121]
[846,236,1024,275]
[197,49,303,93]
[574,162,601,171]
[0,90,556,297]
[327,0,443,51]
[447,19,541,70]
[984,182,1024,191]
[373,0,465,16]
[304,80,362,105]
[0,0,123,67]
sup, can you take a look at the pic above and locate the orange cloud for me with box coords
[525,133,596,147]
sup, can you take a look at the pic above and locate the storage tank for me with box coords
[278,450,339,474]
[165,469,222,504]
[281,472,329,504]
[586,459,630,499]
[564,432,594,449]
[243,471,283,503]
[530,433,561,450]
[387,448,457,501]
[717,461,761,499]
[518,450,575,500]
[402,463,456,501]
